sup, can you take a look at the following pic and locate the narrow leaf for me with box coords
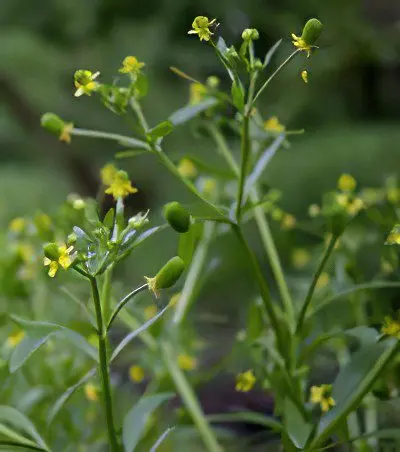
[169,99,218,126]
[123,393,174,452]
[263,39,283,68]
[206,412,282,432]
[284,398,313,449]
[150,427,175,452]
[231,80,245,112]
[147,121,174,141]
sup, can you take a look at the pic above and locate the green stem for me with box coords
[89,277,119,451]
[208,124,295,328]
[71,128,149,149]
[251,50,300,106]
[130,99,150,132]
[162,343,222,452]
[235,113,250,223]
[296,234,338,334]
[173,220,216,324]
[101,267,113,326]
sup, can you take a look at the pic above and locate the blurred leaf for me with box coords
[135,73,149,99]
[181,155,235,179]
[147,121,174,141]
[311,339,399,449]
[169,99,218,126]
[263,39,283,68]
[0,406,48,450]
[231,80,245,112]
[149,427,175,452]
[115,149,151,159]
[344,326,379,345]
[216,37,229,56]
[178,223,202,266]
[47,368,96,426]
[246,301,264,342]
[123,393,174,452]
[206,412,282,432]
[283,398,313,449]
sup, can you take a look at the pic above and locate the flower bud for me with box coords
[145,256,185,297]
[67,233,77,246]
[301,18,323,46]
[163,202,191,233]
[43,242,60,260]
[242,28,259,41]
[41,113,65,136]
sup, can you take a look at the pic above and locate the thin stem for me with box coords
[71,128,149,149]
[173,220,216,324]
[101,267,113,326]
[106,283,148,331]
[162,343,222,452]
[130,99,149,132]
[235,113,250,223]
[252,50,300,106]
[296,234,338,334]
[89,277,118,451]
[208,124,295,329]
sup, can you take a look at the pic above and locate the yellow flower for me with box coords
[281,214,296,230]
[6,331,25,348]
[101,163,118,185]
[9,217,26,234]
[43,244,74,278]
[301,70,308,83]
[386,225,400,245]
[381,316,400,339]
[119,56,145,75]
[84,383,99,402]
[292,248,311,269]
[316,272,330,289]
[235,369,256,392]
[74,70,100,97]
[291,34,313,57]
[308,204,320,217]
[105,170,138,200]
[336,193,364,216]
[177,158,197,178]
[310,384,335,412]
[144,305,157,320]
[129,365,145,383]
[338,174,356,192]
[169,292,181,307]
[264,116,285,133]
[178,354,197,371]
[188,16,217,42]
[189,83,208,105]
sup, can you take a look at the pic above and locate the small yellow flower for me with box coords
[381,316,400,339]
[235,369,256,392]
[189,83,208,105]
[301,70,308,83]
[104,170,138,200]
[84,383,99,402]
[144,305,157,320]
[9,217,26,234]
[291,34,313,57]
[101,163,118,185]
[59,123,73,144]
[292,248,311,269]
[188,16,217,42]
[316,272,330,289]
[338,174,356,192]
[74,70,100,97]
[35,213,52,230]
[178,354,197,371]
[43,244,74,278]
[281,214,296,230]
[310,384,335,412]
[169,292,181,307]
[178,158,197,178]
[119,56,145,75]
[6,331,25,348]
[264,116,285,133]
[129,365,145,383]
[386,225,400,245]
[308,204,321,217]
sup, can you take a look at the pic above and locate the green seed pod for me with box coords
[163,202,191,233]
[145,256,185,297]
[43,242,60,260]
[41,113,66,136]
[301,18,323,46]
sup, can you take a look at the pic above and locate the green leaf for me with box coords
[231,80,245,112]
[0,406,48,450]
[103,208,115,229]
[310,339,399,449]
[47,369,96,426]
[180,155,235,179]
[123,393,174,452]
[115,149,151,159]
[344,326,379,346]
[9,316,98,372]
[283,398,313,449]
[263,39,282,68]
[178,223,202,266]
[147,121,174,141]
[206,412,282,432]
[246,301,264,342]
[169,98,218,126]
[135,73,148,99]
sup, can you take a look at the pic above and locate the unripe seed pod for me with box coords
[242,28,259,41]
[301,18,323,46]
[41,113,65,136]
[145,256,185,297]
[163,202,191,233]
[43,242,60,260]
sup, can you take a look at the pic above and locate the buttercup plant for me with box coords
[1,14,398,452]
